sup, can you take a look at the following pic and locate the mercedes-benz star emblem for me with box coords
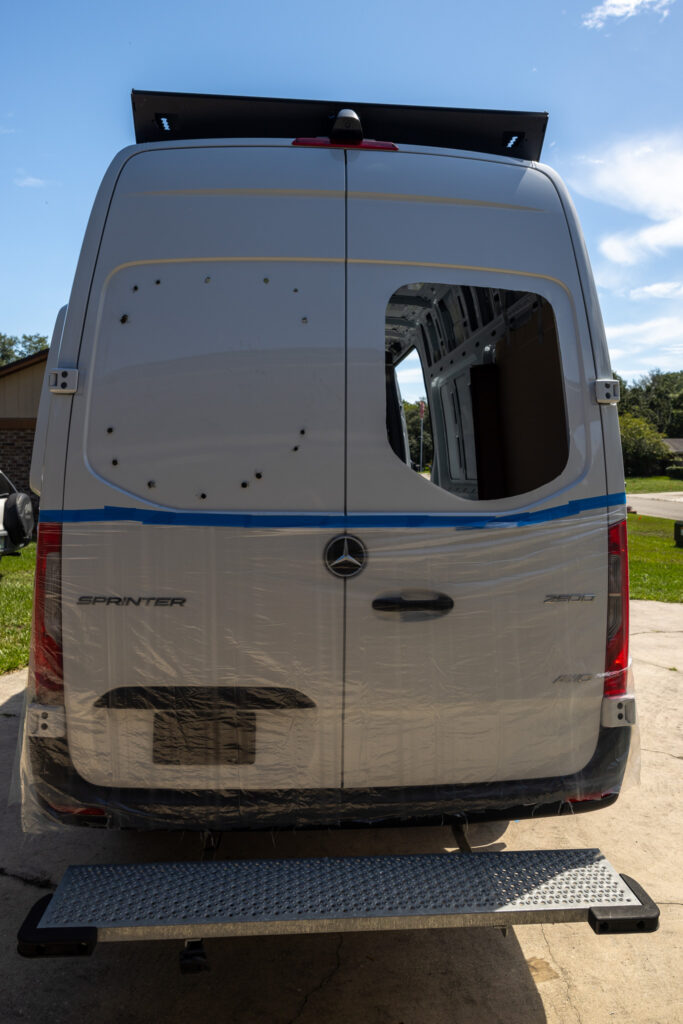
[324,535,367,578]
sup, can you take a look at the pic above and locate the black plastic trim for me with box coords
[588,875,660,934]
[131,90,548,161]
[29,725,630,831]
[94,686,315,711]
[372,594,454,612]
[17,894,98,958]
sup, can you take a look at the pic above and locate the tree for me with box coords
[0,332,48,367]
[618,413,670,477]
[0,334,16,365]
[402,399,434,469]
[668,387,683,438]
[619,369,683,436]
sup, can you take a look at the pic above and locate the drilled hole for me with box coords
[255,472,262,479]
[132,285,139,292]
[106,427,114,434]
[293,288,299,293]
[147,480,155,489]
[120,315,128,324]
[301,317,308,324]
[155,279,161,285]
[241,481,249,488]
[292,446,299,452]
[299,429,306,435]
[204,276,211,284]
[112,459,118,466]
[263,277,269,284]
[200,493,207,500]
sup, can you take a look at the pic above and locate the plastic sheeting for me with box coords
[16,508,637,833]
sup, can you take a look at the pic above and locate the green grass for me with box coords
[0,543,36,673]
[628,514,683,602]
[625,476,683,493]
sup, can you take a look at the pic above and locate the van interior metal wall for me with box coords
[386,285,569,500]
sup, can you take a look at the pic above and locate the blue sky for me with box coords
[2,0,682,385]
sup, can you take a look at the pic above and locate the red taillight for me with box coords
[49,805,105,817]
[292,136,399,151]
[568,792,612,803]
[31,523,63,704]
[604,519,629,698]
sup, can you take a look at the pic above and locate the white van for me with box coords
[23,91,633,833]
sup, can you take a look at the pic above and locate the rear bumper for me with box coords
[27,725,630,830]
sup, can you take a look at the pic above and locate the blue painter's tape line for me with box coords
[40,493,626,530]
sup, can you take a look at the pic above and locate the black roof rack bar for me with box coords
[131,90,548,162]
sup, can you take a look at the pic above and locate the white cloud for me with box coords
[396,367,424,383]
[629,281,683,299]
[604,315,683,375]
[606,322,683,374]
[0,126,15,135]
[583,0,675,29]
[601,216,683,265]
[605,315,683,343]
[14,176,46,188]
[569,134,683,265]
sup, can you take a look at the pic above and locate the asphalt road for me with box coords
[1,600,681,1024]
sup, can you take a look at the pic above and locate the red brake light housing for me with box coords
[31,523,63,704]
[604,519,629,698]
[292,137,399,151]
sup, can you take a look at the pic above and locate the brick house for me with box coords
[0,350,49,516]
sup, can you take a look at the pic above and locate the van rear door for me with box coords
[342,149,609,789]
[61,145,347,794]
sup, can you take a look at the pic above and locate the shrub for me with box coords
[619,414,671,476]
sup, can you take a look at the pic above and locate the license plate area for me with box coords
[153,711,256,766]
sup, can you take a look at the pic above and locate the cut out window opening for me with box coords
[387,283,569,502]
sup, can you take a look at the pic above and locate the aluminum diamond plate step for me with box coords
[17,849,659,957]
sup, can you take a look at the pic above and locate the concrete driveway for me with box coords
[1,600,681,1024]
[626,491,683,520]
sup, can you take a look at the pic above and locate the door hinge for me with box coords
[595,379,620,405]
[49,368,79,395]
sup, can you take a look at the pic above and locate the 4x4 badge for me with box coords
[324,535,367,578]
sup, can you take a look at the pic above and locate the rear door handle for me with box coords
[372,593,454,613]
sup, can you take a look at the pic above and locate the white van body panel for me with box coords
[30,305,67,497]
[62,526,344,790]
[530,163,627,506]
[341,151,606,786]
[32,138,625,809]
[61,146,347,790]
